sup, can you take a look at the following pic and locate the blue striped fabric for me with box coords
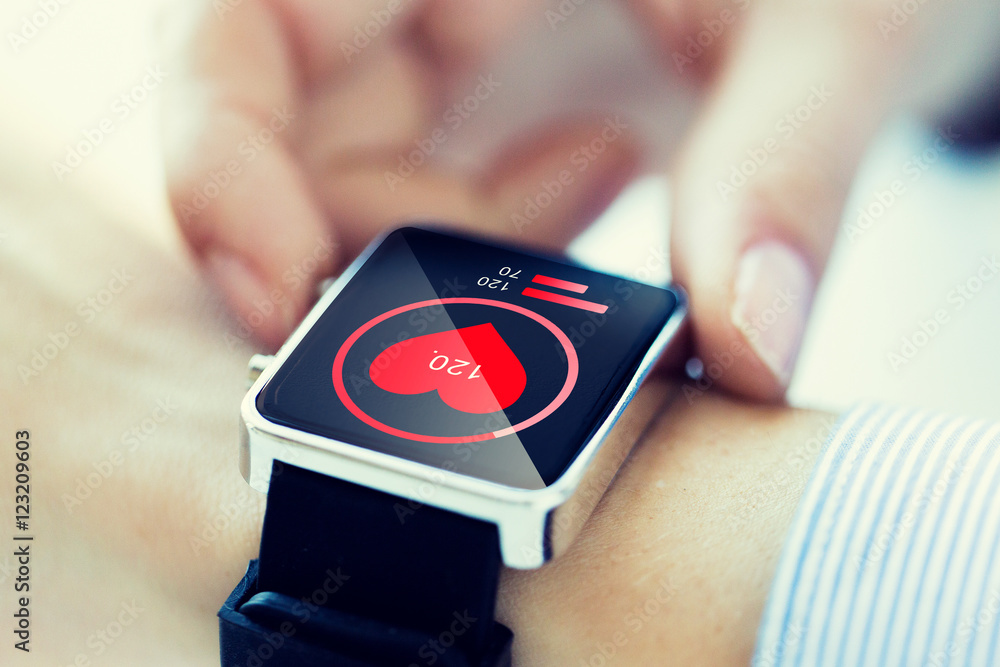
[753,406,1000,666]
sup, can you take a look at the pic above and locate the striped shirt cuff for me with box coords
[753,405,1000,667]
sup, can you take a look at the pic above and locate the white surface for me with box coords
[1,0,998,420]
[793,122,1000,420]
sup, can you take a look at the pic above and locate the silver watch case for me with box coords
[239,234,687,569]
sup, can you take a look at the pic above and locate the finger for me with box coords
[486,117,640,250]
[626,0,739,78]
[291,44,435,175]
[311,117,640,257]
[264,0,427,80]
[411,0,536,74]
[161,0,421,349]
[669,5,901,399]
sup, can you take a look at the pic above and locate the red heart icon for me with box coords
[369,323,526,414]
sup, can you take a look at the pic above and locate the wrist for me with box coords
[498,381,834,665]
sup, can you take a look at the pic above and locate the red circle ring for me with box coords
[332,297,579,444]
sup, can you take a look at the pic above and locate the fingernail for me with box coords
[730,241,814,385]
[205,250,297,348]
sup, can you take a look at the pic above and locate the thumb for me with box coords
[670,5,901,400]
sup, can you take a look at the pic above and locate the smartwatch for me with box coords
[219,226,687,667]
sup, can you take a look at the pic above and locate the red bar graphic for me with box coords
[532,274,588,293]
[522,287,608,314]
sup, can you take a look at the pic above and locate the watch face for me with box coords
[257,227,679,490]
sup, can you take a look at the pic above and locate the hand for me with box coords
[5,244,827,667]
[5,171,834,663]
[498,385,831,664]
[160,0,639,350]
[629,0,942,399]
[162,0,957,399]
[6,154,839,663]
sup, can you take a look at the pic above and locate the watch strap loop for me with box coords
[219,561,513,667]
[219,462,513,666]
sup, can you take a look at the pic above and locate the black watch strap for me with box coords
[218,461,513,667]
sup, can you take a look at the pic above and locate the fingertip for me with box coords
[729,240,814,386]
[690,332,791,403]
[676,252,814,403]
[673,227,815,401]
[666,9,885,401]
[205,250,299,351]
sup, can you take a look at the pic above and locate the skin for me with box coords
[160,0,966,400]
[499,392,828,665]
[3,2,994,664]
[0,176,827,665]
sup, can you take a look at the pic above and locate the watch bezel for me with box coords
[239,227,687,569]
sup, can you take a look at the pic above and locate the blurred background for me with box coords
[1,0,998,420]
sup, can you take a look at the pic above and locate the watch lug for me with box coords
[247,354,275,388]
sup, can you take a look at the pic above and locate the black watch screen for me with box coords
[257,227,679,490]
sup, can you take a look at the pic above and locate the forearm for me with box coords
[1,183,829,664]
[498,384,831,665]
